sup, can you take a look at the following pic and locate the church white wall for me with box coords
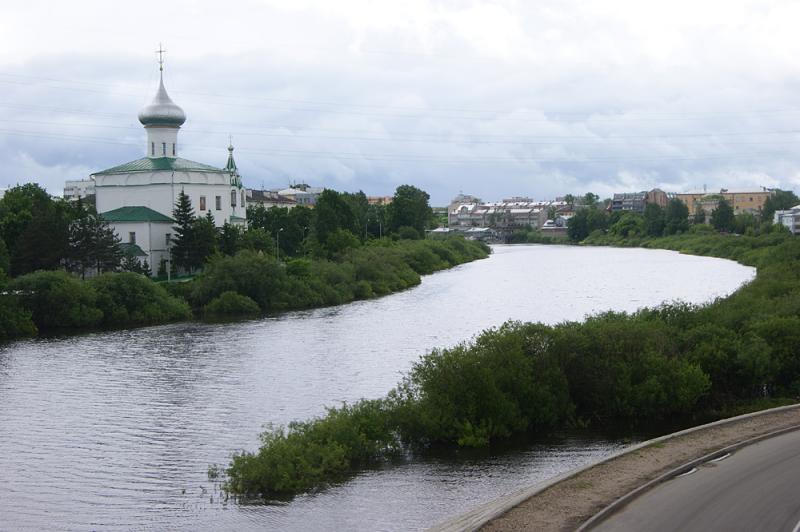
[111,220,172,272]
[145,127,179,158]
[96,173,247,228]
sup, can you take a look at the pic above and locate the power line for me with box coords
[2,72,799,123]
[0,127,793,166]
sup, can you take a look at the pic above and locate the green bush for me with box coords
[10,270,102,330]
[89,272,191,326]
[227,400,399,496]
[204,291,261,318]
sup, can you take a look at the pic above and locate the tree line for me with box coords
[0,181,488,341]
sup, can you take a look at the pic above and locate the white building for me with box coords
[64,179,95,200]
[774,205,800,235]
[277,185,324,206]
[91,66,247,271]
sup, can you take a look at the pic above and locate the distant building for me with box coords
[247,189,297,209]
[64,179,95,201]
[611,188,668,213]
[447,195,552,236]
[774,205,800,234]
[367,195,392,206]
[277,185,324,206]
[676,189,772,217]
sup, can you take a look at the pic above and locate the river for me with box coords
[0,245,755,531]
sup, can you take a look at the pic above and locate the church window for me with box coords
[172,143,176,156]
[241,190,245,206]
[165,233,171,246]
[200,196,207,211]
[129,232,136,244]
[231,190,237,207]
[151,142,155,156]
[215,196,222,210]
[162,142,166,156]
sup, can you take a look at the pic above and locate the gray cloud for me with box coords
[1,0,798,204]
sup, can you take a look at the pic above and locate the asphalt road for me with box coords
[592,428,800,532]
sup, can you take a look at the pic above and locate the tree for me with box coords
[693,207,706,225]
[189,214,219,270]
[582,192,599,208]
[314,190,357,246]
[387,185,432,235]
[643,203,665,237]
[171,190,196,272]
[67,199,122,277]
[0,183,53,273]
[710,199,735,232]
[610,212,646,238]
[567,207,609,241]
[664,198,689,235]
[762,189,800,222]
[0,184,72,275]
[219,222,242,256]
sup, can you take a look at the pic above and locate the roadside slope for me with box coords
[430,404,800,532]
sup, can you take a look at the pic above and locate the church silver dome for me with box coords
[138,75,186,127]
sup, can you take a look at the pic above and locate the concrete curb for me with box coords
[576,422,800,531]
[427,403,800,532]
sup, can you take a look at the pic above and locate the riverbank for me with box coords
[0,237,489,342]
[441,403,800,531]
[224,232,795,499]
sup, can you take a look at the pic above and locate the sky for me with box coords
[0,0,798,205]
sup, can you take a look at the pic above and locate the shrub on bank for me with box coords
[9,270,102,329]
[204,291,260,318]
[89,272,191,326]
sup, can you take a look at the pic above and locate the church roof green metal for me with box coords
[92,157,224,176]
[119,242,148,257]
[100,206,174,223]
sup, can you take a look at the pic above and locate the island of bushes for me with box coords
[224,201,800,499]
[0,183,489,340]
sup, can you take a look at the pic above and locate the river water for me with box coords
[0,245,755,531]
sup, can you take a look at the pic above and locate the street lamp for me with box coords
[276,227,284,261]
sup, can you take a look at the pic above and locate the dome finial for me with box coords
[138,45,186,128]
[156,43,166,73]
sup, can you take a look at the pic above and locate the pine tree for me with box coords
[171,189,196,272]
[66,199,122,277]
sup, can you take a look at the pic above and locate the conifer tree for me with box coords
[171,189,196,272]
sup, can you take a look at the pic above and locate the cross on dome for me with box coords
[156,43,166,72]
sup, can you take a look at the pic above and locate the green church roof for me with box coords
[119,243,148,257]
[100,206,174,223]
[93,157,224,176]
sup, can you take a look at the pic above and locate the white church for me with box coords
[89,59,247,271]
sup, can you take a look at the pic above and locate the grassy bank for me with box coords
[0,237,489,341]
[225,231,800,498]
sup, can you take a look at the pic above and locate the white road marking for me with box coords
[790,517,800,532]
[709,452,731,463]
[676,467,698,478]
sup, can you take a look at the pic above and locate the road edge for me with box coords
[576,422,800,530]
[427,403,800,532]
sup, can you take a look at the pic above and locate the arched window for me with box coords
[172,143,176,156]
[231,190,237,207]
[162,142,166,156]
[241,190,245,206]
[151,142,155,156]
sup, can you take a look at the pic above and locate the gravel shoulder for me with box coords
[432,404,800,532]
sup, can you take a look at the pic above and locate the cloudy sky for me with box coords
[1,0,798,205]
